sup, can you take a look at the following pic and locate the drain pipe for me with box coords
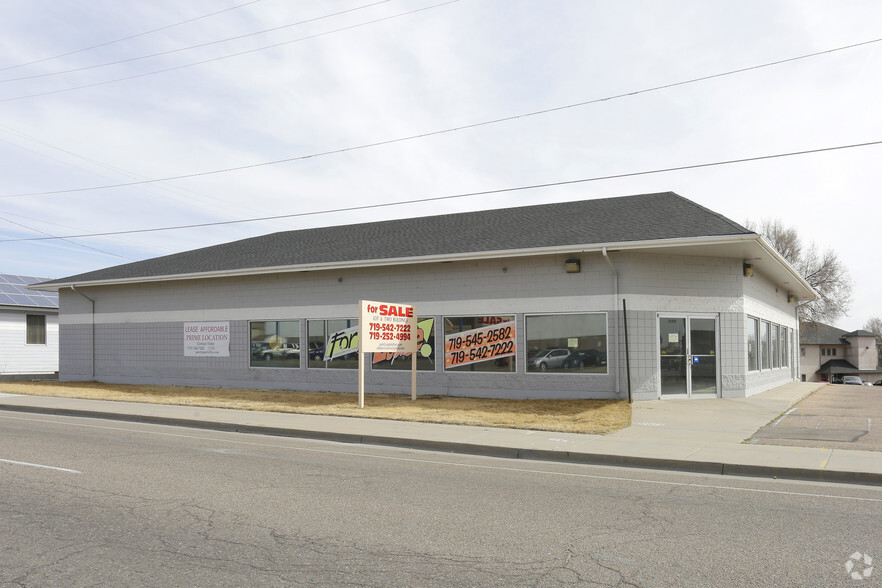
[602,247,621,398]
[70,285,95,379]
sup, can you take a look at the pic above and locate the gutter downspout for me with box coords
[71,285,95,379]
[602,248,621,398]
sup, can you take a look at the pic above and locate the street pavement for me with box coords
[1,381,880,485]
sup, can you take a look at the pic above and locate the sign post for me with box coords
[358,300,418,408]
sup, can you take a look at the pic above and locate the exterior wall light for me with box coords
[565,259,581,273]
[743,263,754,277]
[787,293,796,303]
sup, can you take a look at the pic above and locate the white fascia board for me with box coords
[36,234,768,291]
[753,237,817,301]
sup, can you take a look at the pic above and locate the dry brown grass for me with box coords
[0,381,630,434]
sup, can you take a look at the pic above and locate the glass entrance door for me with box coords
[658,315,719,398]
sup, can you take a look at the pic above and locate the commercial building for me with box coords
[1,273,59,379]
[34,192,813,400]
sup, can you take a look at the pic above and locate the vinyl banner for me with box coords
[184,321,230,357]
[324,325,359,361]
[444,320,516,368]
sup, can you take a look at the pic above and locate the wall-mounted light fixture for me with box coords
[743,263,754,277]
[565,258,581,273]
[787,293,796,303]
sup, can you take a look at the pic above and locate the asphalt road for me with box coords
[1,412,881,587]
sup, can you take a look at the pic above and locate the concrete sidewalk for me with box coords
[1,382,880,486]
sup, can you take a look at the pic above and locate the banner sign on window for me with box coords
[444,320,516,368]
[372,317,434,365]
[324,325,359,361]
[184,321,230,357]
[360,300,418,354]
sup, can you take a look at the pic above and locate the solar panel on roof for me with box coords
[0,274,58,308]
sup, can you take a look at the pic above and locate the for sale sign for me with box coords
[360,300,418,355]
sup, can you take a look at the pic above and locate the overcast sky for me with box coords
[1,0,879,330]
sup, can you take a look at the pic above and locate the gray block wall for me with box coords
[57,249,798,399]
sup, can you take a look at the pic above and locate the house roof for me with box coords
[0,274,58,309]
[817,359,860,374]
[800,322,850,345]
[800,323,881,345]
[33,192,814,298]
[845,329,877,338]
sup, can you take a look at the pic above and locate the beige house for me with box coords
[800,322,882,384]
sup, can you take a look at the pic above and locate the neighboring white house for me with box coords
[35,193,815,400]
[0,273,59,379]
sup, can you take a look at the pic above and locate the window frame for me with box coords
[26,314,47,345]
[249,320,301,369]
[524,312,609,376]
[442,315,517,373]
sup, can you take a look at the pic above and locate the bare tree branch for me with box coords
[746,218,852,324]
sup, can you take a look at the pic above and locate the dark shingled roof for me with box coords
[800,322,850,345]
[40,192,752,286]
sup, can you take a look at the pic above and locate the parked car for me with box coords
[874,380,882,386]
[527,348,571,371]
[252,342,299,361]
[564,349,607,369]
[842,375,863,385]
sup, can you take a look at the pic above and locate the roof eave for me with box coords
[33,234,788,291]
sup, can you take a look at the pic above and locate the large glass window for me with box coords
[308,319,359,369]
[747,317,758,371]
[772,324,780,369]
[444,316,516,372]
[781,327,789,368]
[26,314,46,345]
[250,320,300,368]
[526,313,607,374]
[760,321,770,370]
[372,317,436,371]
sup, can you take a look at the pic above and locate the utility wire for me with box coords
[0,0,392,83]
[0,0,266,73]
[1,34,878,199]
[2,139,880,243]
[0,1,459,103]
[0,213,133,258]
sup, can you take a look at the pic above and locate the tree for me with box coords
[744,218,853,325]
[865,317,882,338]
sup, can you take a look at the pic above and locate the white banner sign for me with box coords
[184,321,230,357]
[360,300,418,354]
[324,325,360,361]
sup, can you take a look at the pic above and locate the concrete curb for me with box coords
[3,402,881,487]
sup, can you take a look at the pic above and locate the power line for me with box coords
[0,213,133,258]
[0,0,392,83]
[0,1,459,103]
[2,139,880,243]
[0,0,266,73]
[1,34,878,199]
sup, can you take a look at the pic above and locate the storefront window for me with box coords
[308,319,359,369]
[372,317,436,371]
[772,324,780,368]
[760,321,770,370]
[443,316,516,372]
[781,327,789,368]
[747,317,758,372]
[250,320,300,368]
[526,313,607,374]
